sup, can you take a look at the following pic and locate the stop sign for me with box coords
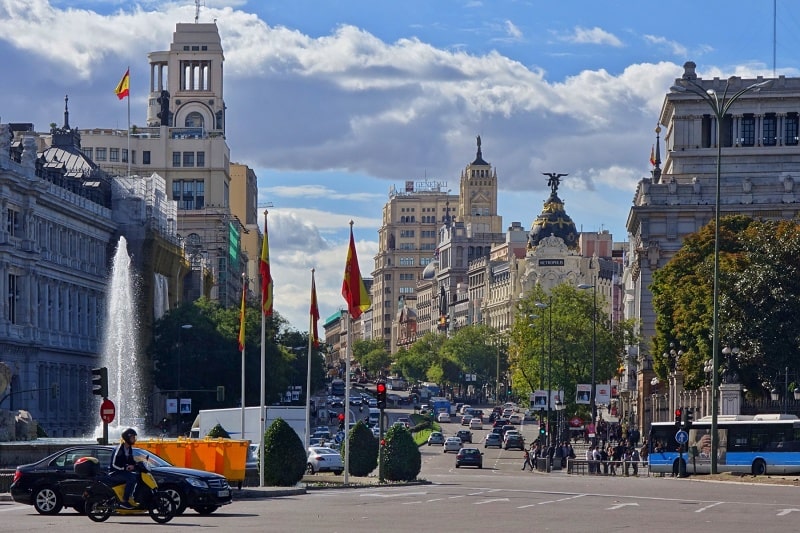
[100,398,116,424]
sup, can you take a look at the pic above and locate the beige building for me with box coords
[229,162,262,294]
[79,22,248,307]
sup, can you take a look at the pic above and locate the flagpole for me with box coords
[305,269,315,451]
[126,65,131,177]
[241,272,247,441]
[344,310,351,486]
[259,209,269,487]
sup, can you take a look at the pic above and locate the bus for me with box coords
[648,414,800,476]
[329,379,345,397]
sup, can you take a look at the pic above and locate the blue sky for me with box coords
[2,0,800,333]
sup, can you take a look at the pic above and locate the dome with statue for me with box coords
[528,173,578,250]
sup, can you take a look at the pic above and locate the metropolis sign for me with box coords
[538,259,564,266]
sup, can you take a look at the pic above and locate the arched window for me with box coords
[185,112,204,128]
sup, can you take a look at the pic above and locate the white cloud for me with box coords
[643,34,688,57]
[563,26,624,47]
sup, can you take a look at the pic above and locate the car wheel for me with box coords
[752,459,767,476]
[334,470,343,475]
[162,486,187,515]
[194,505,219,515]
[306,463,316,475]
[455,463,460,468]
[33,486,63,515]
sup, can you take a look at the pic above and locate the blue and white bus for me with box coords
[329,379,345,397]
[648,414,800,476]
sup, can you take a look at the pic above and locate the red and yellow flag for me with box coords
[115,69,130,100]
[341,224,371,319]
[237,279,247,351]
[310,270,320,348]
[649,145,656,166]
[260,212,273,316]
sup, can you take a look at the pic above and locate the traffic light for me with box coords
[675,407,683,428]
[338,412,345,432]
[376,381,387,410]
[91,367,108,398]
[683,407,693,429]
[539,418,546,437]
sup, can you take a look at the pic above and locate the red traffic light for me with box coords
[376,382,386,394]
[338,413,345,421]
[675,408,682,418]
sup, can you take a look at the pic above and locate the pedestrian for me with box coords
[600,444,609,475]
[521,448,533,471]
[630,447,641,476]
[586,446,595,474]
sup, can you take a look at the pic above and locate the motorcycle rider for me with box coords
[111,428,139,509]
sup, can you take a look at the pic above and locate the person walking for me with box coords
[521,448,533,471]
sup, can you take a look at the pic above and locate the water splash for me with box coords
[98,236,143,434]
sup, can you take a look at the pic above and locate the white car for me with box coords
[508,414,522,425]
[306,446,344,475]
[469,417,483,430]
[444,436,463,453]
[437,412,451,423]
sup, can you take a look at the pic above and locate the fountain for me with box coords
[96,236,143,439]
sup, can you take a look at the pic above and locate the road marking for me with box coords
[426,498,445,502]
[475,498,510,505]
[607,503,639,510]
[448,495,465,499]
[361,491,427,498]
[696,502,723,513]
[777,509,800,516]
[536,494,587,506]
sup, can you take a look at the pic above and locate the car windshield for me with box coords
[132,448,172,467]
[311,447,338,454]
[463,449,479,455]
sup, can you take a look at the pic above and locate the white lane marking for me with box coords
[696,502,724,513]
[475,498,509,505]
[607,502,639,510]
[777,508,800,516]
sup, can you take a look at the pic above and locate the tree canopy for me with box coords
[652,215,800,396]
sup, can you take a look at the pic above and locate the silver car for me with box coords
[444,436,463,453]
[306,446,344,474]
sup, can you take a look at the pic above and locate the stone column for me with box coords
[719,383,743,416]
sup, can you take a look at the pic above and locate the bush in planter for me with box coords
[346,420,378,476]
[383,424,421,481]
[206,423,231,438]
[262,417,306,486]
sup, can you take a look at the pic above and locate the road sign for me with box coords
[675,429,688,444]
[100,398,116,424]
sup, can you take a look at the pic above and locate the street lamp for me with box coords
[534,298,553,445]
[670,73,772,474]
[178,323,193,436]
[577,283,597,429]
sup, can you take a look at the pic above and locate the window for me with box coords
[183,151,195,167]
[143,151,151,165]
[109,148,119,162]
[8,274,18,325]
[400,273,414,281]
[6,207,20,236]
[400,230,415,238]
[763,114,777,146]
[740,115,755,146]
[172,152,181,167]
[399,257,414,266]
[172,179,205,210]
[95,147,107,161]
[399,243,415,250]
[399,287,414,294]
[83,147,93,160]
[420,257,433,266]
[786,113,799,146]
[122,149,129,163]
[384,274,392,281]
[196,151,205,167]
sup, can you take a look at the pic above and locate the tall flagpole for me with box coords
[304,269,315,451]
[126,65,131,177]
[343,310,351,486]
[241,273,247,440]
[259,209,269,487]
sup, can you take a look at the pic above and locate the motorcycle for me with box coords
[74,456,175,523]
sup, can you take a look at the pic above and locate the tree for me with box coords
[346,421,378,476]
[353,339,392,378]
[394,332,446,384]
[383,424,421,481]
[440,324,500,401]
[652,215,800,394]
[261,418,306,486]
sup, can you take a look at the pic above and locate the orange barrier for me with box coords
[136,437,247,482]
[215,439,249,481]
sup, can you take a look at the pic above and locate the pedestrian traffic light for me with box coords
[675,407,682,427]
[376,381,387,410]
[91,367,108,398]
[539,418,546,437]
[683,407,693,429]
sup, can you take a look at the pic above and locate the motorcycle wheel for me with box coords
[149,492,176,524]
[85,496,113,523]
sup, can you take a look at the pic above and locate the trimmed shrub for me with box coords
[347,421,378,476]
[262,417,306,486]
[383,424,421,482]
[206,423,230,438]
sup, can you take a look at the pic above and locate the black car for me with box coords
[455,447,483,468]
[10,445,233,516]
[456,429,473,444]
[504,434,525,450]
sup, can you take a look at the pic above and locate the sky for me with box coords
[2,0,800,335]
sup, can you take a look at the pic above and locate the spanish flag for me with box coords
[649,145,656,166]
[341,224,371,319]
[114,68,130,100]
[238,279,247,352]
[260,212,273,317]
[310,270,320,348]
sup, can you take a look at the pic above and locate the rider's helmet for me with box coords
[121,427,138,444]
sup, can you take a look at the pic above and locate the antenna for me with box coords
[195,0,204,23]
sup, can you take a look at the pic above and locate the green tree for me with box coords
[346,421,378,476]
[383,424,421,481]
[353,339,392,378]
[262,418,306,486]
[440,324,500,400]
[394,332,446,384]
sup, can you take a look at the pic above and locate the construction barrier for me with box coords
[136,438,247,482]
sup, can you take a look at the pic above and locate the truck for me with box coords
[190,406,307,448]
[431,397,453,416]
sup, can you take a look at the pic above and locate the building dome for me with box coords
[421,260,438,280]
[528,188,578,250]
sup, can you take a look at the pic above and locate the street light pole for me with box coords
[578,283,597,429]
[671,74,771,474]
[535,298,553,446]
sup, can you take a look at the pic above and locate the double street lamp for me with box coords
[535,298,553,445]
[577,283,597,428]
[670,73,772,474]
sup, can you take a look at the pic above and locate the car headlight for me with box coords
[185,477,209,488]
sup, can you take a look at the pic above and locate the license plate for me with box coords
[218,490,230,498]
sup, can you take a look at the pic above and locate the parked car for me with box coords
[484,433,503,448]
[504,434,525,450]
[455,447,483,468]
[469,417,483,430]
[10,445,232,516]
[444,436,463,453]
[427,432,445,446]
[456,429,473,443]
[307,446,344,475]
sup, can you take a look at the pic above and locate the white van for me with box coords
[368,408,381,427]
